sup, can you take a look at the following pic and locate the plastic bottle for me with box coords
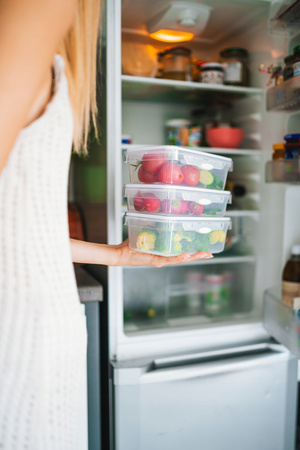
[282,245,300,307]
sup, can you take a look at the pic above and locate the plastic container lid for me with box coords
[124,183,232,198]
[124,211,231,224]
[292,245,300,255]
[124,145,233,166]
[273,143,285,151]
[284,134,300,141]
[165,119,191,127]
[201,63,224,71]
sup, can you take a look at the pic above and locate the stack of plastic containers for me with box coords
[123,145,233,257]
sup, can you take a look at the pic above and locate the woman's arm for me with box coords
[0,0,77,173]
[70,239,213,268]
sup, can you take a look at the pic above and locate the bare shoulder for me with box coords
[0,0,78,174]
[2,0,78,39]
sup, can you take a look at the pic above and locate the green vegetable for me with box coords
[171,241,182,254]
[199,170,214,186]
[155,232,170,254]
[136,230,157,251]
[209,175,224,190]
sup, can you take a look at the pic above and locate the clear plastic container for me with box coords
[123,146,233,189]
[124,184,231,216]
[123,212,232,256]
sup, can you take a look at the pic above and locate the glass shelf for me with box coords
[122,75,264,106]
[263,286,300,358]
[265,159,300,183]
[267,75,300,111]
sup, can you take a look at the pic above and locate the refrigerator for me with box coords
[71,0,300,449]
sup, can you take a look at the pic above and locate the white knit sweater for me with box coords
[0,55,87,450]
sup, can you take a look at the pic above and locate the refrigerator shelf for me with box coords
[263,286,300,359]
[121,144,263,157]
[121,255,256,269]
[122,75,264,106]
[266,75,300,112]
[265,159,300,183]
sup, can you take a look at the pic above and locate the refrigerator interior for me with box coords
[104,0,300,362]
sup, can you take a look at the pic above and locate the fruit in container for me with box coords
[144,194,161,212]
[181,165,200,186]
[161,198,186,214]
[141,152,168,174]
[138,166,158,183]
[133,192,145,211]
[136,230,157,250]
[188,201,204,215]
[125,146,233,188]
[158,162,184,185]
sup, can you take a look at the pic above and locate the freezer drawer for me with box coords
[112,343,297,450]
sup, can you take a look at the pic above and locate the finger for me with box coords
[151,251,213,267]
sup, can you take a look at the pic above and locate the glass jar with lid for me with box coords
[200,63,224,84]
[272,143,285,160]
[219,48,249,86]
[160,46,192,81]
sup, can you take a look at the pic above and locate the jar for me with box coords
[201,63,224,84]
[219,48,248,86]
[272,143,285,160]
[284,133,300,159]
[165,119,191,146]
[160,46,191,81]
[293,45,300,77]
[283,54,294,81]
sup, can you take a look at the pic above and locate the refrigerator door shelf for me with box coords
[263,286,300,359]
[112,343,297,450]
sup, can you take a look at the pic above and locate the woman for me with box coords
[0,0,212,448]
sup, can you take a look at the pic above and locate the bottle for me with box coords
[282,246,300,307]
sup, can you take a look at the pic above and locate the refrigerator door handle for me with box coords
[137,343,290,385]
[153,342,278,368]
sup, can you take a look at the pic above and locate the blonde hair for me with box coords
[59,0,101,154]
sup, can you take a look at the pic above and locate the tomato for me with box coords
[142,153,168,175]
[133,192,145,211]
[138,165,158,183]
[144,194,161,212]
[158,162,183,185]
[181,165,200,186]
[188,201,204,215]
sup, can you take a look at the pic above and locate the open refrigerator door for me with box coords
[102,0,300,448]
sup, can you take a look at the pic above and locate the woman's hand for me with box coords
[114,239,213,267]
[70,238,213,268]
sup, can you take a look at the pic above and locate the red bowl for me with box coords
[206,127,244,149]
